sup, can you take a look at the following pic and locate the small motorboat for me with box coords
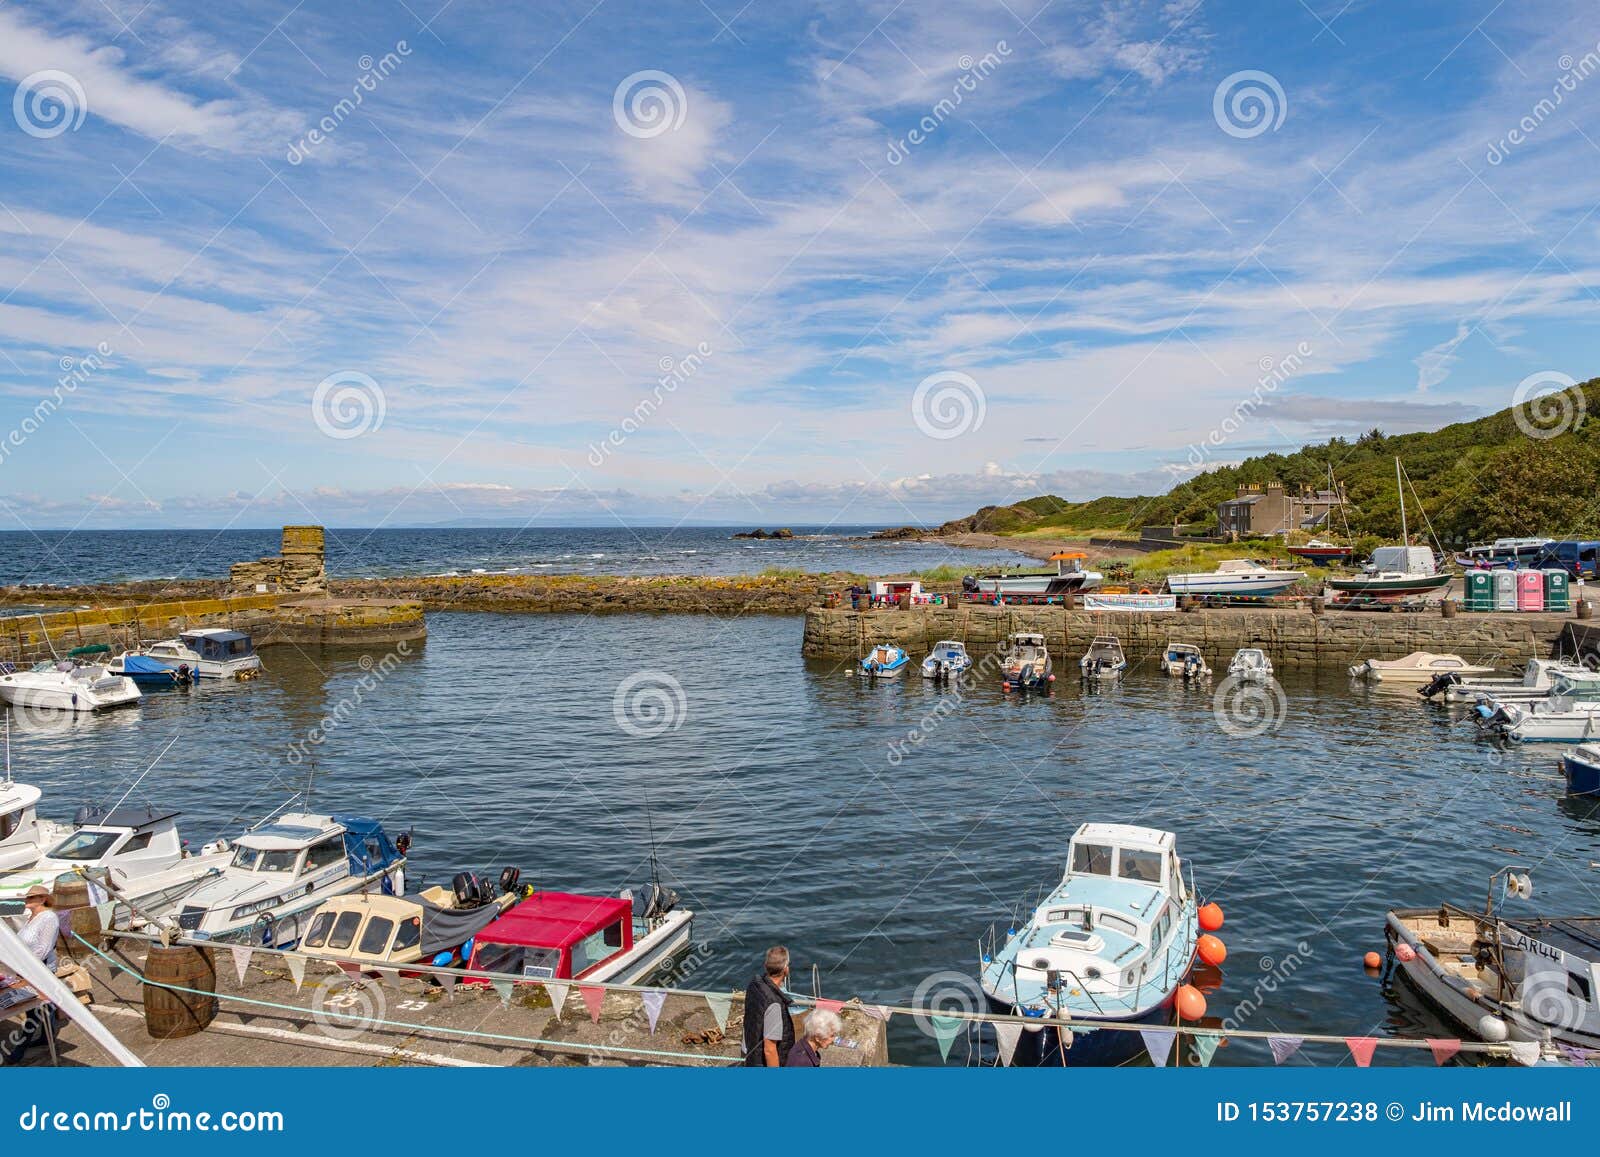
[0,659,140,713]
[978,823,1202,1066]
[1227,648,1273,682]
[109,653,199,688]
[301,868,525,973]
[163,813,409,947]
[1421,657,1600,703]
[1477,693,1600,743]
[1560,744,1600,796]
[1348,651,1496,684]
[1080,635,1127,680]
[921,640,972,682]
[0,719,74,873]
[1000,632,1053,692]
[131,629,263,680]
[1164,559,1305,598]
[859,642,910,679]
[1161,642,1209,679]
[465,880,693,986]
[1385,867,1600,1056]
[1285,539,1354,567]
[964,553,1102,601]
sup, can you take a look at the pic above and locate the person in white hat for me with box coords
[16,885,59,970]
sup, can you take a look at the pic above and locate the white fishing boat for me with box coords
[1348,651,1496,684]
[0,659,140,713]
[1227,648,1273,682]
[1422,657,1600,703]
[1164,559,1305,598]
[1161,642,1210,679]
[1477,691,1600,743]
[0,720,73,873]
[0,805,230,918]
[920,640,972,681]
[1000,632,1054,692]
[131,629,263,680]
[164,812,409,947]
[964,552,1103,600]
[1080,635,1127,680]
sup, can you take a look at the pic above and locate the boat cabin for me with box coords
[0,805,186,913]
[0,782,45,864]
[150,629,257,664]
[1065,823,1180,892]
[467,891,635,981]
[1050,552,1089,576]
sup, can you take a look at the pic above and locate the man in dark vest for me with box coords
[742,945,794,1066]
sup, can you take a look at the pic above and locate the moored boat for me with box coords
[0,659,140,713]
[1348,651,1495,683]
[300,868,524,973]
[1227,648,1272,682]
[1560,744,1600,796]
[1161,642,1209,679]
[1000,632,1053,692]
[1421,656,1596,703]
[1285,539,1353,567]
[1080,635,1127,680]
[978,823,1203,1066]
[109,653,199,688]
[859,642,910,679]
[132,629,263,681]
[920,640,972,681]
[1477,693,1600,743]
[1164,559,1305,598]
[964,553,1102,601]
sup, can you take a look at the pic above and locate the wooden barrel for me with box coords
[1309,596,1325,616]
[1440,597,1458,619]
[1579,599,1594,621]
[143,945,217,1039]
[50,879,92,954]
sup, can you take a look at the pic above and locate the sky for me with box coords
[0,0,1598,529]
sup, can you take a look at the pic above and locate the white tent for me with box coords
[0,919,143,1067]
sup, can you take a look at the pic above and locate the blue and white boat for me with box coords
[921,640,972,681]
[1079,635,1127,680]
[1561,744,1600,796]
[109,653,200,688]
[979,823,1200,1066]
[859,642,910,679]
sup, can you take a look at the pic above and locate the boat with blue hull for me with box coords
[1562,744,1600,796]
[858,642,909,679]
[979,823,1200,1066]
[920,640,972,682]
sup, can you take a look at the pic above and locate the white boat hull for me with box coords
[1166,572,1302,596]
[596,910,695,985]
[0,673,141,712]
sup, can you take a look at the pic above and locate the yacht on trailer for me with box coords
[964,553,1102,600]
[1164,559,1305,598]
[1328,458,1454,601]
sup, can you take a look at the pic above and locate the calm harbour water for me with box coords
[0,526,1031,587]
[10,612,1596,1066]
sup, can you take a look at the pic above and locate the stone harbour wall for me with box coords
[802,603,1576,670]
[228,524,328,595]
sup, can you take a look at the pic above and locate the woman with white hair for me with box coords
[784,1007,842,1067]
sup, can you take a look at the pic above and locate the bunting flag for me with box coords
[1427,1038,1461,1066]
[580,985,606,1024]
[491,978,513,1006]
[1507,1040,1541,1067]
[433,970,457,997]
[864,1004,894,1022]
[1346,1037,1378,1067]
[1141,1028,1176,1068]
[546,981,570,1018]
[374,968,400,990]
[1557,1043,1592,1066]
[94,901,117,927]
[929,1014,963,1061]
[992,1021,1022,1067]
[1190,1032,1221,1067]
[813,998,845,1015]
[1268,1035,1304,1065]
[642,990,667,1033]
[229,946,253,986]
[705,993,733,1031]
[285,953,306,991]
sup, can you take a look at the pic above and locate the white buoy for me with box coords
[1478,1013,1510,1042]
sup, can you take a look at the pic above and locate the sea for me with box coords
[0,526,1034,589]
[9,610,1592,1066]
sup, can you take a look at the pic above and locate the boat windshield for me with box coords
[1071,843,1113,876]
[1118,849,1163,883]
[231,845,300,872]
[48,829,121,861]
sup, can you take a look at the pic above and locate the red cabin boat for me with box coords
[464,886,693,984]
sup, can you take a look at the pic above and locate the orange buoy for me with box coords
[1197,934,1227,967]
[1176,984,1207,1021]
[1002,682,1012,692]
[1363,951,1382,969]
[1198,902,1224,931]
[1395,942,1416,963]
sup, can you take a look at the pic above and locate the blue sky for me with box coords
[0,0,1597,529]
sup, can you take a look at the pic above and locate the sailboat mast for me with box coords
[1395,456,1408,545]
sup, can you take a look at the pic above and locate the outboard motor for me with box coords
[630,882,679,921]
[962,575,980,594]
[452,871,484,907]
[1418,671,1460,700]
[498,867,521,896]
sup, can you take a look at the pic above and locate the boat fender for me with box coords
[432,951,452,968]
[460,937,474,963]
[1477,1013,1509,1042]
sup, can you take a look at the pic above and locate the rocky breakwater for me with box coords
[326,572,840,615]
[803,602,1574,670]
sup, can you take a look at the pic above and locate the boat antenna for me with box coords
[643,789,660,887]
[305,758,316,815]
[108,730,182,814]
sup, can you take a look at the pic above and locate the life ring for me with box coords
[1138,587,1152,595]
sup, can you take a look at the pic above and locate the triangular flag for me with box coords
[375,968,400,989]
[546,981,569,1018]
[864,1004,894,1021]
[1346,1036,1378,1067]
[1557,1043,1591,1066]
[814,998,845,1015]
[580,985,606,1023]
[1508,1040,1541,1066]
[1141,1028,1176,1067]
[642,990,667,1033]
[95,901,116,926]
[286,954,306,991]
[433,970,457,996]
[993,1021,1022,1066]
[491,978,513,1005]
[1427,1038,1461,1066]
[1191,1032,1221,1067]
[705,992,733,1031]
[230,946,253,985]
[1268,1035,1304,1064]
[929,1014,963,1061]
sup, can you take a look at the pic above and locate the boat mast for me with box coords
[1395,456,1408,545]
[2,714,9,786]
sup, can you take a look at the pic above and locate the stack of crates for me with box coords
[1494,569,1518,611]
[1464,570,1495,611]
[1544,569,1571,612]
